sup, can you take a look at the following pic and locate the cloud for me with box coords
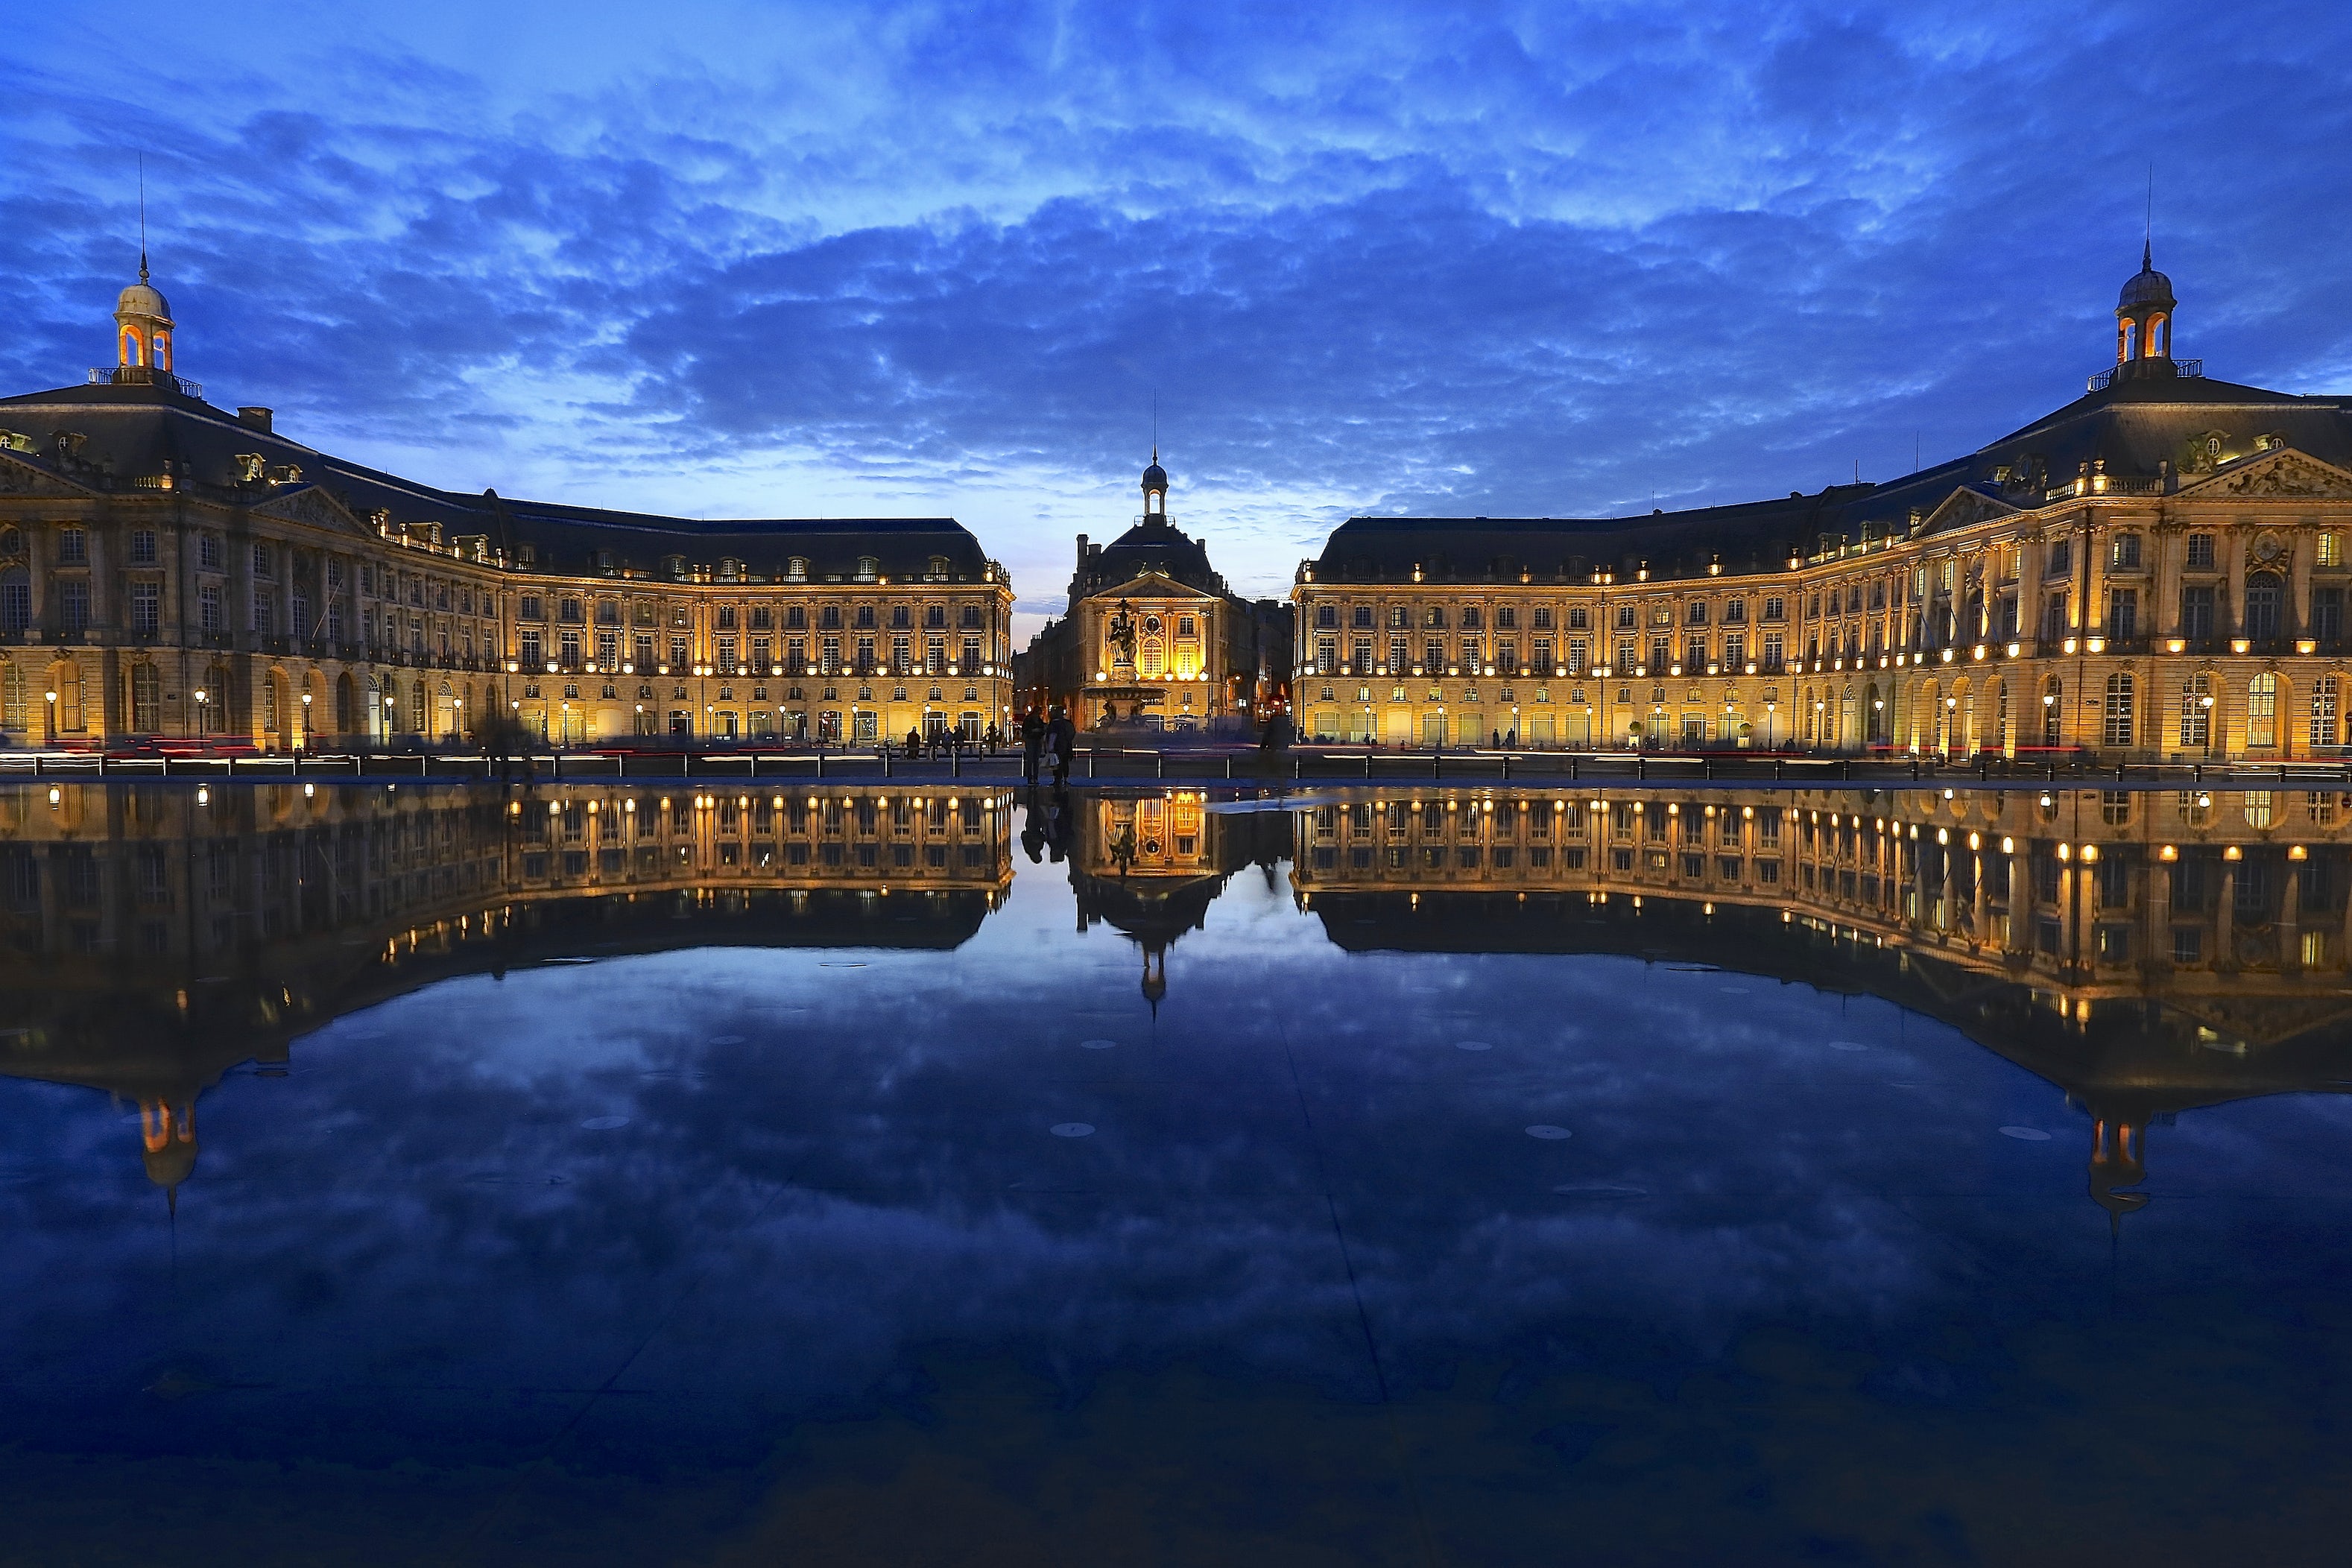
[4,0,2351,619]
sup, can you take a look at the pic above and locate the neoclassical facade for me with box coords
[1292,252,2352,759]
[1018,456,1292,730]
[0,271,1016,750]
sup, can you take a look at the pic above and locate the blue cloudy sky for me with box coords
[7,1,2351,634]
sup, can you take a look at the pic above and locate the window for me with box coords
[252,542,273,578]
[2186,534,2216,571]
[856,556,879,582]
[2315,587,2343,643]
[2312,677,2340,748]
[57,527,86,565]
[61,581,89,636]
[2181,584,2215,640]
[2248,672,2279,748]
[786,557,809,582]
[2244,572,2282,641]
[198,532,223,571]
[1,568,28,633]
[2321,533,2344,569]
[1763,597,1785,622]
[2102,672,2134,747]
[2108,587,2137,639]
[130,581,159,634]
[130,664,159,733]
[2110,533,2141,569]
[198,584,221,633]
[130,528,157,565]
[2180,674,2212,750]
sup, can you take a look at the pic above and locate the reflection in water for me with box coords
[4,781,2352,1561]
[7,780,2342,1225]
[0,782,1011,1207]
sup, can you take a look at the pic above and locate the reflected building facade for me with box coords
[1287,784,2352,1226]
[0,782,1013,1201]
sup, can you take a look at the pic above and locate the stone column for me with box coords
[2157,526,2183,637]
[2225,531,2248,640]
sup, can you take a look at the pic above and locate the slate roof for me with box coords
[0,379,993,583]
[1070,514,1228,600]
[1309,371,2352,586]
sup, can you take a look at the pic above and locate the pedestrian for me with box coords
[905,725,922,759]
[1022,707,1046,783]
[1048,704,1075,787]
[984,721,1001,756]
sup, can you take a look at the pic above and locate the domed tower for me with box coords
[1141,449,1169,519]
[2112,242,2176,382]
[113,256,175,379]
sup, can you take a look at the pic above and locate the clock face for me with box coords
[2256,534,2283,562]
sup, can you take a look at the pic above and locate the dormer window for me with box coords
[665,554,688,580]
[928,554,949,580]
[786,557,809,582]
[856,556,879,582]
[719,557,741,581]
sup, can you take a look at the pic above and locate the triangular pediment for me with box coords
[0,450,98,499]
[251,481,373,536]
[1084,569,1219,602]
[1921,485,2022,533]
[2177,446,2352,499]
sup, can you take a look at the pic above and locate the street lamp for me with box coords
[300,689,312,750]
[44,689,57,744]
[194,687,208,740]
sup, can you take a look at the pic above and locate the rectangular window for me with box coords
[2181,585,2215,640]
[1763,596,1785,622]
[2321,533,2344,569]
[673,636,692,668]
[2315,587,2343,643]
[57,527,86,565]
[253,543,272,578]
[61,580,89,636]
[2313,677,2339,748]
[2108,587,2138,639]
[597,630,619,668]
[1722,632,1745,667]
[130,529,157,565]
[2186,534,2216,571]
[520,629,543,667]
[130,581,159,634]
[2109,533,2141,569]
[198,533,223,571]
[198,584,221,633]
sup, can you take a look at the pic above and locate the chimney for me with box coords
[1076,533,1088,572]
[237,406,274,434]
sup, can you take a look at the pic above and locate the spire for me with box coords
[138,153,150,283]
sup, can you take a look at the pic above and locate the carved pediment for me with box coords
[1921,486,2021,534]
[251,483,367,534]
[2178,446,2352,499]
[0,452,95,500]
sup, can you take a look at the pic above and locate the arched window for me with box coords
[2248,673,2279,748]
[153,331,171,370]
[785,557,809,582]
[2102,672,2134,747]
[856,556,879,582]
[2311,676,2339,749]
[122,329,143,367]
[2244,572,2283,642]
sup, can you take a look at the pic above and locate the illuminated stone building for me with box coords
[1292,250,2352,759]
[1019,455,1292,730]
[1286,783,2352,1223]
[0,269,1015,750]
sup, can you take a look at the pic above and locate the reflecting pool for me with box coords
[6,780,2352,1564]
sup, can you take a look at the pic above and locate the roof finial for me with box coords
[2143,164,2153,272]
[138,153,149,283]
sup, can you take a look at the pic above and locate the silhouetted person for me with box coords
[1048,705,1076,787]
[1021,708,1045,783]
